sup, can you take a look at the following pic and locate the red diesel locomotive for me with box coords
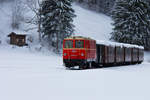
[63,36,96,68]
[63,36,144,69]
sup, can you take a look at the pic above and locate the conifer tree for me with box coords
[41,0,76,52]
[111,0,150,47]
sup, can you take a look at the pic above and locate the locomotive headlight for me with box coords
[81,53,84,56]
[64,53,67,56]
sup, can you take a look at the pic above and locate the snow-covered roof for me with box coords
[10,30,31,35]
[96,40,144,49]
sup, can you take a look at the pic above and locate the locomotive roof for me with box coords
[65,36,94,40]
[96,40,144,49]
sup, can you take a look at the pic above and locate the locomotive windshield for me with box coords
[75,40,84,48]
[64,40,73,48]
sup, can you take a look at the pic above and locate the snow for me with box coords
[0,46,150,100]
[96,40,144,49]
[73,5,113,41]
[10,30,31,35]
[0,2,150,100]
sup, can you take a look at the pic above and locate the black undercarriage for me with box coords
[63,59,142,70]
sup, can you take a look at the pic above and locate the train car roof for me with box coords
[96,40,144,49]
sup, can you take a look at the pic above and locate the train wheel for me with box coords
[79,63,88,70]
[86,63,90,69]
[138,62,142,64]
[79,65,83,70]
[65,63,70,68]
[79,64,83,70]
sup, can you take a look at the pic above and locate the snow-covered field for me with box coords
[0,2,150,100]
[0,46,150,100]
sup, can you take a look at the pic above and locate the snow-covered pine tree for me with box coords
[111,0,150,47]
[41,0,76,52]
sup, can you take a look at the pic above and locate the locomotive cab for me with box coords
[63,36,96,68]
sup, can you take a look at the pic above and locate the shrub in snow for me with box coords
[27,35,34,43]
[111,0,150,49]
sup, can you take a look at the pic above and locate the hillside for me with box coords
[0,2,150,100]
[0,2,112,47]
[73,5,113,41]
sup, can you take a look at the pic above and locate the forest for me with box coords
[1,0,150,51]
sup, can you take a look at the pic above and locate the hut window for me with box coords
[18,38,23,43]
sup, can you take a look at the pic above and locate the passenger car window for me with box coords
[64,40,73,48]
[75,40,84,48]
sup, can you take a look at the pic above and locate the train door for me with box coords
[96,44,100,63]
[96,44,104,64]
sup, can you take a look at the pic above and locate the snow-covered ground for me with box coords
[0,2,150,100]
[0,46,150,100]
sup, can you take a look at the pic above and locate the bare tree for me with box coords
[23,0,42,42]
[11,0,25,29]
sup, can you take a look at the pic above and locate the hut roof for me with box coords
[8,32,27,37]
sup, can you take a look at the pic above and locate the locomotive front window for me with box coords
[75,40,84,48]
[64,40,73,48]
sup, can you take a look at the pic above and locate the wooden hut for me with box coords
[8,32,27,46]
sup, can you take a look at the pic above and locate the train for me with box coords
[63,36,144,69]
